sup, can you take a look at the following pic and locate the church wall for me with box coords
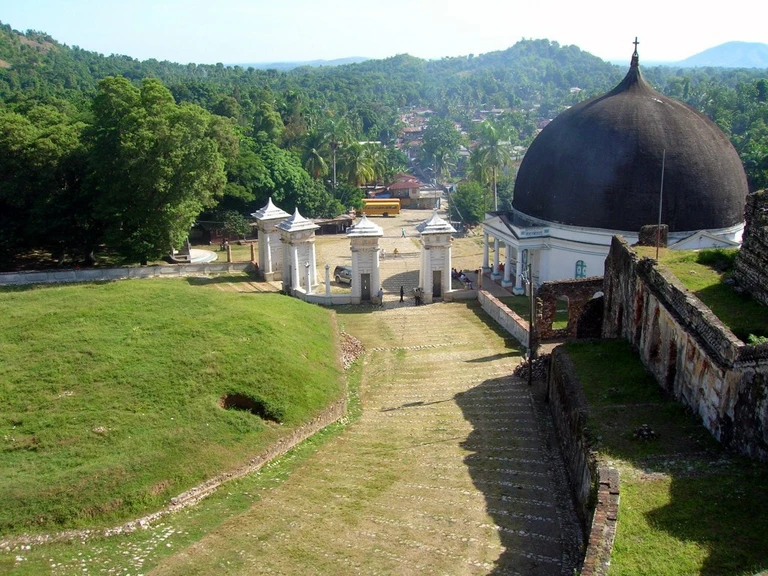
[546,245,608,283]
[602,236,768,461]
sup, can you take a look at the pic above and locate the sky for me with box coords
[0,0,765,65]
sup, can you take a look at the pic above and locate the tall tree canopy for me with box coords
[88,76,238,264]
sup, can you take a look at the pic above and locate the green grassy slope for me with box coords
[0,278,344,535]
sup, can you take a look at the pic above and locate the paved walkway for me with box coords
[151,302,582,575]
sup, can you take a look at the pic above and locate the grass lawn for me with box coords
[565,339,768,575]
[636,247,768,342]
[0,277,344,536]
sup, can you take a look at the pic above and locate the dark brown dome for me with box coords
[513,53,748,232]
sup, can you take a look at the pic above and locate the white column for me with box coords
[419,245,425,289]
[492,238,500,277]
[305,263,312,294]
[444,245,452,294]
[514,251,523,295]
[372,248,381,294]
[483,232,490,269]
[325,264,331,295]
[309,243,318,287]
[351,249,360,298]
[264,233,272,273]
[503,243,512,286]
[291,245,299,289]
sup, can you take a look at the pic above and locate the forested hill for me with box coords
[0,21,623,112]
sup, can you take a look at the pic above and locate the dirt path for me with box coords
[149,302,581,576]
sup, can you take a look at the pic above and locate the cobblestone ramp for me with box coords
[151,302,580,576]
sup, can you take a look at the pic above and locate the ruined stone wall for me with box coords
[547,347,597,527]
[602,236,768,460]
[734,190,768,307]
[547,347,620,575]
[537,278,604,340]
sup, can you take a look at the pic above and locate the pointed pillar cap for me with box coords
[251,197,290,221]
[277,207,320,232]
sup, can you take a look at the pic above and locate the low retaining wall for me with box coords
[547,346,620,576]
[0,262,255,286]
[478,290,529,346]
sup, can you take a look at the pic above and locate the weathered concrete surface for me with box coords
[150,302,582,575]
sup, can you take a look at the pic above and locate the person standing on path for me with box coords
[378,287,384,306]
[401,228,406,238]
[400,285,404,302]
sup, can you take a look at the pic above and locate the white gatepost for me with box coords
[347,215,384,304]
[417,211,456,305]
[277,208,319,294]
[251,197,290,281]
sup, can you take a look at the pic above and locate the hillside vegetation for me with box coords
[0,278,344,535]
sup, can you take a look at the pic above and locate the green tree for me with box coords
[89,76,237,264]
[216,209,251,239]
[339,141,375,187]
[317,116,352,189]
[0,103,92,267]
[448,180,490,225]
[421,116,462,182]
[251,101,284,143]
[471,119,513,210]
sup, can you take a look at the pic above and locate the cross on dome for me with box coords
[631,37,640,67]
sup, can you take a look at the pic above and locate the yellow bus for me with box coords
[362,198,401,217]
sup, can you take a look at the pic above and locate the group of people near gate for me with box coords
[451,268,473,290]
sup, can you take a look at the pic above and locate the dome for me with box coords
[513,50,748,232]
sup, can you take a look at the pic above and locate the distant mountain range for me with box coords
[674,42,768,68]
[229,56,369,71]
[241,42,768,71]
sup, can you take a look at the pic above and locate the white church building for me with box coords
[482,44,748,294]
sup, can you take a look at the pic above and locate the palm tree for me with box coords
[471,120,512,211]
[339,142,375,187]
[303,147,328,179]
[319,116,351,188]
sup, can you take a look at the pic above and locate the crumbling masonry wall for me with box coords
[537,278,604,340]
[734,190,768,306]
[602,236,768,460]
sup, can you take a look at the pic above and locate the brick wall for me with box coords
[537,278,604,340]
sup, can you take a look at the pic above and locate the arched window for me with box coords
[575,260,586,278]
[521,249,528,267]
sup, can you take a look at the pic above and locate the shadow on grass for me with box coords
[465,352,519,363]
[185,274,259,286]
[455,375,581,575]
[566,340,768,575]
